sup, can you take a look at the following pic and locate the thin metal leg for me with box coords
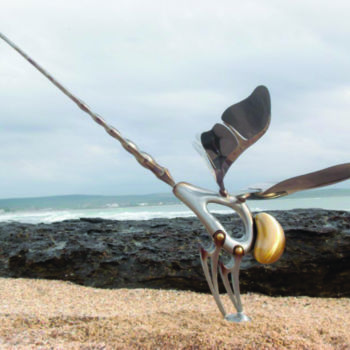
[231,255,243,312]
[199,245,226,317]
[221,255,251,322]
[210,244,221,297]
[199,243,251,322]
[219,260,239,311]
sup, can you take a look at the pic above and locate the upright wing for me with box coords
[200,86,271,193]
[222,85,271,140]
[242,163,350,199]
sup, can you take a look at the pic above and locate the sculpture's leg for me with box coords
[200,244,226,317]
[219,260,239,311]
[199,232,250,322]
[219,256,251,322]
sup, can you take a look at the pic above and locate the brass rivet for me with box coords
[234,245,244,256]
[216,233,225,241]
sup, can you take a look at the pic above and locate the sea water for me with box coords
[0,189,349,224]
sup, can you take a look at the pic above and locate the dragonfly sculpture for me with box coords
[1,32,349,322]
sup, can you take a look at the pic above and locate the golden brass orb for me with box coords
[216,232,225,241]
[234,245,244,256]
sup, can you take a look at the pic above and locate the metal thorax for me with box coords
[173,182,254,321]
[1,32,350,323]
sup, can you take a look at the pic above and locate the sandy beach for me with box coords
[0,277,349,349]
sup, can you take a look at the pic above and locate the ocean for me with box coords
[0,189,349,224]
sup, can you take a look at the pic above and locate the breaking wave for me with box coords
[0,194,348,224]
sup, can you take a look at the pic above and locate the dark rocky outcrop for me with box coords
[0,209,349,297]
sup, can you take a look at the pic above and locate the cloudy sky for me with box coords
[0,0,349,199]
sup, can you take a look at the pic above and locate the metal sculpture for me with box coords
[1,32,349,322]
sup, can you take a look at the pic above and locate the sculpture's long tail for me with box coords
[0,32,175,187]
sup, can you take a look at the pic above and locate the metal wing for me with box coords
[241,163,350,200]
[200,86,271,193]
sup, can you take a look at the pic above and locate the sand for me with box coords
[0,277,349,349]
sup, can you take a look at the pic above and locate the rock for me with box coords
[0,209,349,297]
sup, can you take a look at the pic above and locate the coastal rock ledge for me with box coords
[0,209,349,297]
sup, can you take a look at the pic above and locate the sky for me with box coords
[0,0,349,199]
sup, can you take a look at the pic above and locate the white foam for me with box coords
[1,196,348,224]
[250,207,264,212]
[0,205,197,224]
[105,203,119,208]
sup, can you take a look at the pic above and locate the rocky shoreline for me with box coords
[0,209,349,297]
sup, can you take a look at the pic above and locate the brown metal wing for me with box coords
[200,86,271,192]
[245,163,350,199]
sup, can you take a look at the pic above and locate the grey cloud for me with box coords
[0,0,349,198]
